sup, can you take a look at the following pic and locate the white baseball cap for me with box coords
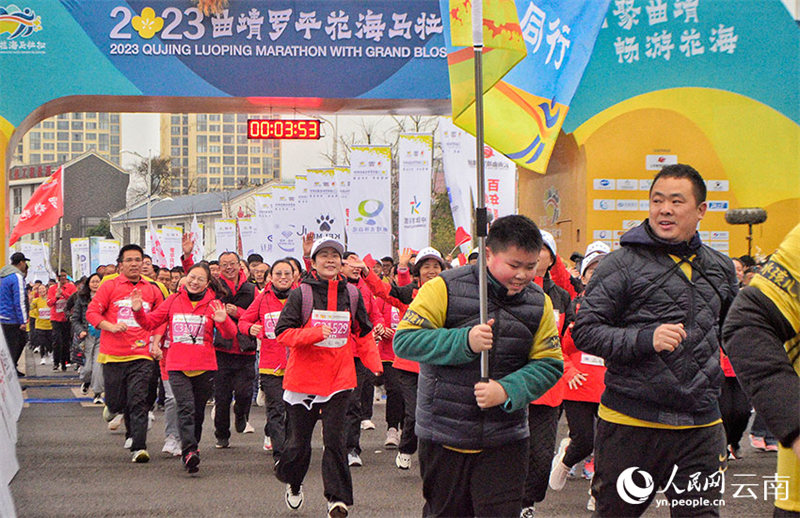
[310,238,344,259]
[580,241,610,277]
[540,230,557,258]
[415,247,445,269]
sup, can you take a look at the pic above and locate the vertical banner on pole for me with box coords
[159,227,182,268]
[482,148,517,221]
[190,216,205,263]
[271,185,300,259]
[294,174,310,238]
[334,166,352,231]
[20,241,50,283]
[238,218,259,258]
[214,219,237,255]
[439,119,475,253]
[398,134,434,251]
[253,192,274,262]
[89,236,104,272]
[70,238,90,280]
[347,146,392,258]
[306,169,347,243]
[98,240,121,268]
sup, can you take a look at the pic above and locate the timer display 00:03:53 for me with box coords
[247,119,321,140]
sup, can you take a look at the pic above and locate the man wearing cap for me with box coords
[572,164,738,516]
[0,252,30,376]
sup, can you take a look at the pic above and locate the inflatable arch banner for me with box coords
[1,0,798,259]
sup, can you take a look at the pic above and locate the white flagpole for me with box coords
[472,1,490,381]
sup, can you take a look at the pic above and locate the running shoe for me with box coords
[183,451,200,473]
[263,436,273,451]
[108,414,124,432]
[147,411,155,430]
[285,484,304,511]
[93,394,104,405]
[131,449,150,463]
[347,451,362,467]
[549,438,571,491]
[750,434,767,450]
[396,452,411,470]
[215,437,230,449]
[587,489,596,512]
[162,435,181,457]
[384,427,400,448]
[123,437,133,449]
[728,445,743,460]
[582,456,595,480]
[256,389,266,407]
[243,421,255,434]
[360,419,375,430]
[520,506,535,518]
[327,501,348,518]
[765,443,779,452]
[81,382,90,394]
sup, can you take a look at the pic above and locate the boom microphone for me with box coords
[724,207,767,255]
[725,208,767,225]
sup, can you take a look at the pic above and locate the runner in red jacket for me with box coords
[132,262,236,474]
[238,259,295,463]
[47,271,76,370]
[273,238,381,518]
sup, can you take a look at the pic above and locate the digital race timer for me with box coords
[247,119,321,140]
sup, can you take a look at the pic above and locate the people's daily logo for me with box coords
[617,467,655,505]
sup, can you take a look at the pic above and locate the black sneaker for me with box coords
[235,413,247,433]
[81,382,90,394]
[184,451,200,473]
[215,437,230,449]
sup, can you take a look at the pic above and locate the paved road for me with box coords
[11,351,777,517]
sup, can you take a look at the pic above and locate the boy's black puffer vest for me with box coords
[416,265,545,449]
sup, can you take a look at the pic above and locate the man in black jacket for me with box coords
[573,164,738,517]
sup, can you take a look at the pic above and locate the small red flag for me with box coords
[363,253,377,269]
[457,253,467,266]
[454,226,471,248]
[9,166,64,246]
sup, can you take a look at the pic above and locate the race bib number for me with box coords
[263,311,282,339]
[171,314,206,344]
[55,299,67,313]
[38,307,51,320]
[310,310,350,348]
[580,353,605,367]
[553,310,561,324]
[390,307,400,330]
[115,298,150,328]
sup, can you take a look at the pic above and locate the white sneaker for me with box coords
[256,388,266,407]
[396,452,411,470]
[284,484,304,510]
[263,436,273,451]
[108,413,124,431]
[147,411,155,430]
[40,358,46,365]
[587,491,596,512]
[360,419,375,430]
[123,437,133,449]
[520,505,536,518]
[243,421,255,434]
[327,500,348,518]
[347,451,362,467]
[162,435,181,457]
[384,427,400,448]
[549,438,571,491]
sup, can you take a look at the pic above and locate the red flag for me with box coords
[457,253,467,266]
[363,253,377,269]
[454,226,471,248]
[9,166,64,246]
[149,224,167,267]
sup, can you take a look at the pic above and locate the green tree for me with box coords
[86,218,112,238]
[430,192,456,258]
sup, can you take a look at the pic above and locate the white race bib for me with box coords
[115,298,150,328]
[390,307,400,330]
[263,311,282,339]
[55,299,67,314]
[310,310,350,348]
[171,314,207,344]
[38,307,51,320]
[580,353,605,367]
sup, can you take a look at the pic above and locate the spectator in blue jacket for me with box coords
[1,252,30,376]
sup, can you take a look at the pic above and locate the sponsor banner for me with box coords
[70,238,90,280]
[334,166,352,229]
[271,185,301,258]
[617,179,638,191]
[593,178,615,190]
[347,146,392,257]
[616,199,639,211]
[238,218,260,259]
[158,227,182,268]
[214,219,238,255]
[593,230,613,240]
[89,236,104,272]
[306,169,347,244]
[593,199,615,211]
[253,192,274,261]
[190,216,205,263]
[707,200,729,212]
[294,174,311,237]
[710,231,730,241]
[98,239,121,269]
[19,241,51,283]
[439,118,474,254]
[706,179,729,192]
[622,220,640,230]
[398,133,433,251]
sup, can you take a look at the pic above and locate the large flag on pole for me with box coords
[444,0,609,173]
[9,166,64,246]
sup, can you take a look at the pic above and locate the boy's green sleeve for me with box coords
[393,277,476,366]
[497,295,564,413]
